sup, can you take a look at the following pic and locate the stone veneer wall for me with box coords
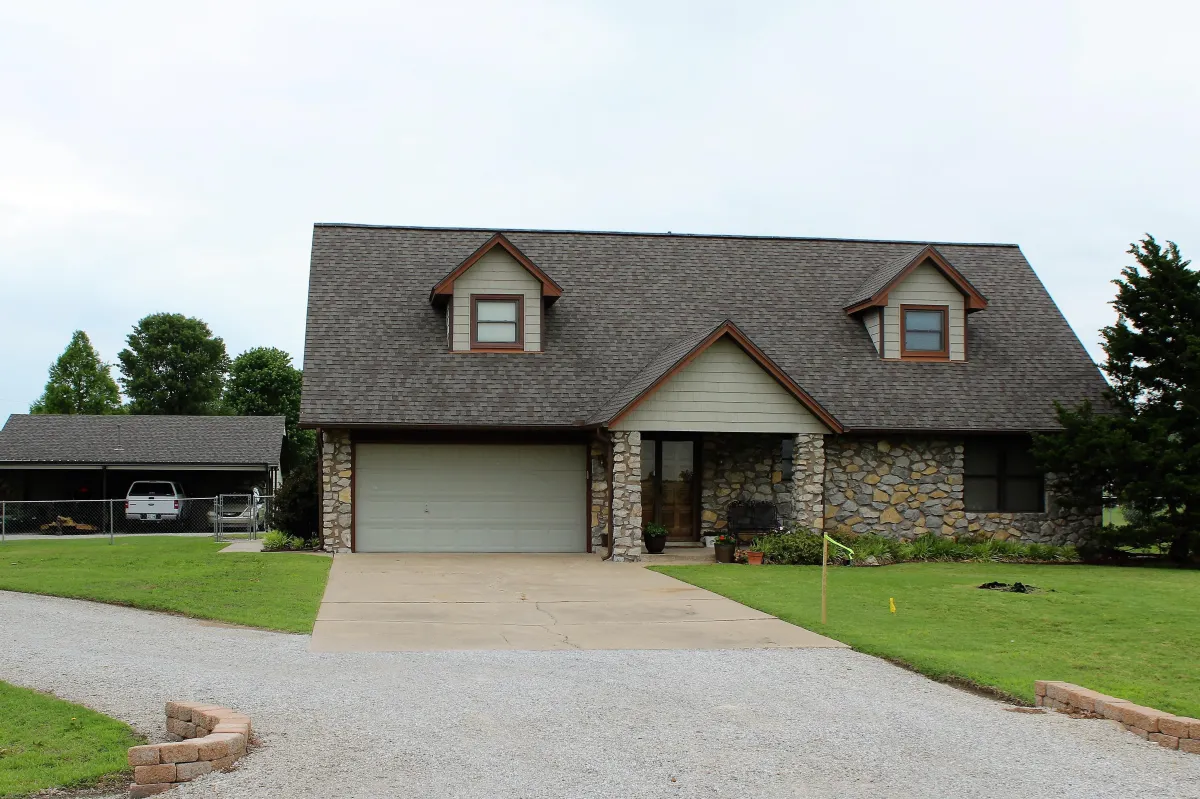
[320,430,352,553]
[610,431,642,561]
[823,436,1098,545]
[589,439,610,552]
[1036,681,1200,754]
[700,433,827,534]
[700,434,791,534]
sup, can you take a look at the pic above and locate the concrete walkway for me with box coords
[311,553,844,652]
[219,539,265,553]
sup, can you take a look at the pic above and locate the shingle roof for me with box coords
[301,225,1108,432]
[844,246,929,308]
[0,415,284,466]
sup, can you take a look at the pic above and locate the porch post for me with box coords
[791,433,826,532]
[610,431,643,562]
[320,430,353,553]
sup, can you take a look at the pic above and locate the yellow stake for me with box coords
[889,597,896,614]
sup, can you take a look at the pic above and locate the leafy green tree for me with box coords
[272,466,319,544]
[225,347,314,472]
[117,314,229,415]
[1034,235,1200,562]
[29,331,123,415]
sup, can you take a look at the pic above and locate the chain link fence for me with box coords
[0,495,275,542]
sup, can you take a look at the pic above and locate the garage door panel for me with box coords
[355,443,586,553]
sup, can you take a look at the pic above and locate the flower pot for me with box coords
[714,543,736,563]
[746,551,764,565]
[644,535,667,554]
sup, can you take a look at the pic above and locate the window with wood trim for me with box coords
[900,305,948,359]
[470,295,523,350]
[964,437,1044,512]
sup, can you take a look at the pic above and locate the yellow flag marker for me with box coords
[889,597,896,614]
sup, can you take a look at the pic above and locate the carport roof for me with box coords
[0,414,284,467]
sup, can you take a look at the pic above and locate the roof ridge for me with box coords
[313,222,1021,249]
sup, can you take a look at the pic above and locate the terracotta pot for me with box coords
[714,543,736,563]
[644,535,667,554]
[746,551,764,565]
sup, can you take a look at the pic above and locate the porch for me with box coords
[593,431,826,562]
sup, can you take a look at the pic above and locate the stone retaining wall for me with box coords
[1036,681,1200,754]
[126,702,253,797]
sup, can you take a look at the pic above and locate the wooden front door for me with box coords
[640,437,698,541]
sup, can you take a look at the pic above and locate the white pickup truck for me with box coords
[125,481,185,521]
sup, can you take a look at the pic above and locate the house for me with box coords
[300,225,1107,559]
[0,414,284,502]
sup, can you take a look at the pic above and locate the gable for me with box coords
[881,263,966,360]
[450,250,542,352]
[612,338,831,433]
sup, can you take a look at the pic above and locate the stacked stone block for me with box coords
[589,439,610,551]
[1036,681,1200,753]
[320,430,352,552]
[126,702,253,797]
[791,433,826,531]
[610,431,642,561]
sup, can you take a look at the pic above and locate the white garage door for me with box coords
[355,443,587,553]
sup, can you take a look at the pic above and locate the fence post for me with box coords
[2,501,5,543]
[109,500,114,544]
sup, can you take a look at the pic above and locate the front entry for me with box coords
[640,436,699,541]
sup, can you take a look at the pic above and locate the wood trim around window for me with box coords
[469,294,525,351]
[899,304,950,361]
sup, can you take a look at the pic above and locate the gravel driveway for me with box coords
[3,590,1198,799]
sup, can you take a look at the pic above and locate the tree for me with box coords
[1034,235,1200,562]
[29,331,123,415]
[272,466,319,544]
[224,347,314,473]
[117,314,229,415]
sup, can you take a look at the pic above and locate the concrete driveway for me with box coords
[310,553,844,652]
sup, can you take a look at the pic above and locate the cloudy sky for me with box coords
[2,1,1197,417]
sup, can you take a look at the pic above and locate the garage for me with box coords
[354,443,587,553]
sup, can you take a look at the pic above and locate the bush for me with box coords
[261,530,305,552]
[752,528,1079,566]
[272,467,318,545]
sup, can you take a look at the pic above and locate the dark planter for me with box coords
[644,534,667,554]
[714,543,736,563]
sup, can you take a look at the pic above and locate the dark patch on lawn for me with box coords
[978,581,1045,593]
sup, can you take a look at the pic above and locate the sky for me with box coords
[2,0,1198,418]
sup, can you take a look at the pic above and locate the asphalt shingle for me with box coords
[0,414,284,466]
[300,225,1108,432]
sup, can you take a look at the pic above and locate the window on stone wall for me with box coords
[964,437,1044,512]
[780,437,794,480]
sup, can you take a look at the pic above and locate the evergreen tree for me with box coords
[29,331,123,415]
[1034,235,1200,562]
[117,313,229,415]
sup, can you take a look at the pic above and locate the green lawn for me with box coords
[0,680,142,798]
[653,563,1200,718]
[0,537,330,633]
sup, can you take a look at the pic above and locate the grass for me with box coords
[0,680,143,798]
[0,537,331,633]
[653,562,1200,718]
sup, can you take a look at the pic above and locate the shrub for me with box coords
[644,522,668,539]
[261,530,304,552]
[272,467,318,545]
[752,528,1079,566]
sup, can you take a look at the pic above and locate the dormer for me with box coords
[844,245,987,362]
[430,233,563,353]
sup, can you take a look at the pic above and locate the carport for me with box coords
[0,414,284,502]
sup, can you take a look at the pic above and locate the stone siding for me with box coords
[823,436,1097,545]
[791,433,826,531]
[610,431,642,561]
[700,434,790,533]
[320,430,352,553]
[589,439,610,551]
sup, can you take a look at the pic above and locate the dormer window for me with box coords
[471,295,523,349]
[900,305,948,359]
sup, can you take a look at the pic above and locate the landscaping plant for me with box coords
[261,530,306,552]
[753,528,1077,566]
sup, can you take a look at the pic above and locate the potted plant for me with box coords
[713,533,737,563]
[746,540,765,565]
[643,522,669,554]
